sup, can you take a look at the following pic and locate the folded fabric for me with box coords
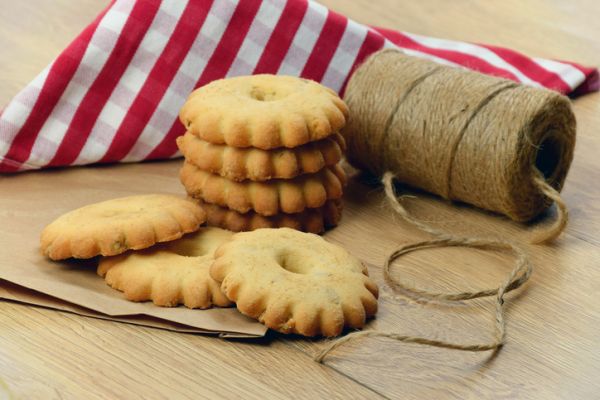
[0,0,597,173]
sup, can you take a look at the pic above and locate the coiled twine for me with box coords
[342,49,576,223]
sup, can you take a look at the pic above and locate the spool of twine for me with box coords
[315,50,575,362]
[342,49,576,238]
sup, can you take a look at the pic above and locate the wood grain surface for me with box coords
[1,1,600,399]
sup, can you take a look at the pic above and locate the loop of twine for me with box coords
[315,50,574,362]
[315,173,533,362]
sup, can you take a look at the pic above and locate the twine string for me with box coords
[315,50,574,362]
[531,174,569,244]
[380,66,444,173]
[442,81,518,199]
[315,49,576,362]
[315,174,532,362]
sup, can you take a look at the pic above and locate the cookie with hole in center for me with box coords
[179,74,349,149]
[198,199,343,233]
[41,194,206,260]
[176,131,346,182]
[210,228,379,337]
[180,162,346,216]
[98,227,234,309]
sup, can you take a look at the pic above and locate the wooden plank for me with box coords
[0,301,384,399]
[319,0,600,64]
[0,0,104,106]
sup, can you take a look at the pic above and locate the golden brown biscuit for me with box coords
[98,228,233,309]
[41,194,206,260]
[179,75,349,149]
[211,228,379,337]
[198,199,343,233]
[176,131,346,182]
[180,162,346,216]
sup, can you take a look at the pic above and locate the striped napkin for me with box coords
[1,0,597,173]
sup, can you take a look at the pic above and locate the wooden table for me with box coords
[1,1,599,399]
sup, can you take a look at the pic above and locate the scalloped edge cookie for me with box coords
[98,228,233,309]
[210,228,379,337]
[198,199,343,233]
[180,162,346,216]
[179,74,349,149]
[41,194,206,260]
[176,131,346,182]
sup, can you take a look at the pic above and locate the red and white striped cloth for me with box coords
[1,0,597,173]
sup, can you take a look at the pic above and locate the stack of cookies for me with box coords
[176,74,349,233]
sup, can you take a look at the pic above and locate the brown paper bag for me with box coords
[0,162,266,338]
[0,280,259,338]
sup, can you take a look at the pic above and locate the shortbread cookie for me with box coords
[98,228,233,309]
[199,199,343,233]
[180,162,346,216]
[41,195,206,260]
[211,228,379,337]
[177,131,346,181]
[180,75,349,149]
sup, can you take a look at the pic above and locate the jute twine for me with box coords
[315,50,575,362]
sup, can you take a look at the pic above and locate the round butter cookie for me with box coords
[199,199,343,233]
[179,74,349,149]
[98,228,233,309]
[210,228,379,337]
[180,162,346,216]
[176,131,346,181]
[41,194,206,260]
